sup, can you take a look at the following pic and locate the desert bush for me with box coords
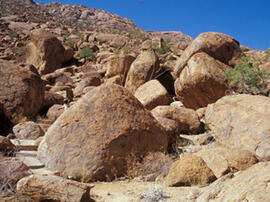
[129,30,148,41]
[71,30,83,38]
[151,39,171,55]
[64,38,77,49]
[126,152,174,179]
[265,48,270,58]
[140,185,169,202]
[11,46,25,55]
[121,42,132,54]
[79,47,95,60]
[8,30,17,39]
[225,55,270,95]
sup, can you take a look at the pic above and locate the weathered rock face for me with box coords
[165,154,216,187]
[205,94,270,160]
[38,84,168,181]
[197,162,270,201]
[125,51,160,94]
[195,147,258,178]
[0,60,44,124]
[151,105,201,134]
[26,29,73,75]
[174,32,242,76]
[13,121,44,140]
[134,79,172,110]
[16,174,93,202]
[174,52,230,109]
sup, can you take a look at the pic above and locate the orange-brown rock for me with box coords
[125,51,160,93]
[41,92,64,112]
[73,76,101,97]
[134,79,171,110]
[104,54,135,84]
[0,60,44,123]
[37,84,168,181]
[174,32,241,76]
[205,94,270,160]
[165,154,216,187]
[16,174,93,202]
[196,147,258,178]
[174,52,230,109]
[151,105,201,134]
[25,29,73,75]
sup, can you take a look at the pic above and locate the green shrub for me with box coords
[8,30,17,39]
[225,55,270,95]
[129,31,148,41]
[151,39,171,55]
[265,48,270,58]
[121,42,132,54]
[79,47,95,60]
[64,38,77,49]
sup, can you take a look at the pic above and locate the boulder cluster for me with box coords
[1,1,270,201]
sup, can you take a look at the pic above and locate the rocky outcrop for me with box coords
[0,60,44,123]
[165,154,216,187]
[13,121,44,140]
[125,51,160,94]
[26,29,73,75]
[134,79,171,110]
[174,52,230,109]
[174,32,242,76]
[205,94,270,160]
[38,84,168,181]
[16,174,93,202]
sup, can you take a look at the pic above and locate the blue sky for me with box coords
[35,0,270,50]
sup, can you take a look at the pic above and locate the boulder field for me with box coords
[0,1,270,201]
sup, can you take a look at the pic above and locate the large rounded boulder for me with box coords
[26,29,73,75]
[0,60,44,124]
[174,32,242,76]
[125,50,160,94]
[37,84,168,181]
[174,52,230,109]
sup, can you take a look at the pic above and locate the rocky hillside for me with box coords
[1,0,270,202]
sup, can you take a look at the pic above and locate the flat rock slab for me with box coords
[30,167,56,175]
[16,150,37,157]
[11,139,38,151]
[17,156,44,169]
